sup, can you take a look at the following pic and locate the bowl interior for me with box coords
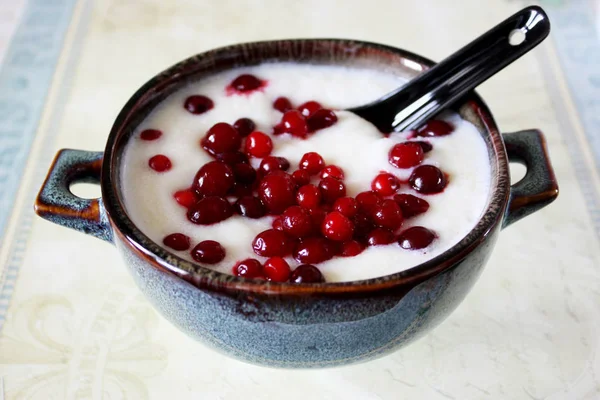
[101,39,509,294]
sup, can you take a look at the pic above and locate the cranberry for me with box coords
[162,233,191,251]
[258,171,297,213]
[356,191,383,215]
[233,258,263,278]
[353,212,375,241]
[229,182,254,198]
[366,228,395,246]
[232,163,257,185]
[259,156,290,176]
[291,170,311,186]
[393,193,430,218]
[371,173,400,196]
[320,165,344,180]
[245,131,273,158]
[140,129,162,141]
[294,237,335,264]
[299,152,325,175]
[192,161,235,197]
[308,206,328,227]
[409,165,447,194]
[252,229,295,257]
[184,95,213,114]
[272,123,285,136]
[233,118,256,137]
[290,264,325,283]
[173,189,197,208]
[416,120,453,137]
[298,101,322,117]
[201,122,241,155]
[319,177,346,204]
[322,211,354,241]
[263,257,291,282]
[187,196,232,225]
[281,110,309,138]
[273,96,293,113]
[234,196,266,218]
[229,74,264,93]
[372,199,404,230]
[281,206,314,238]
[389,142,424,169]
[272,217,284,231]
[340,240,364,257]
[398,226,436,249]
[148,155,172,172]
[333,197,357,218]
[216,151,249,166]
[412,140,433,153]
[296,184,321,208]
[191,240,226,264]
[307,109,338,131]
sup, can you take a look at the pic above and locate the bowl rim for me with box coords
[101,38,510,295]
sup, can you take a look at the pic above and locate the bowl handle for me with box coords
[501,129,559,228]
[34,149,113,242]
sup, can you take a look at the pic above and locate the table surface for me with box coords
[0,0,599,399]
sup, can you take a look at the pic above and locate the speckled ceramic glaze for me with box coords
[35,39,559,368]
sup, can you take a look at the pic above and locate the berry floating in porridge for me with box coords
[121,63,490,283]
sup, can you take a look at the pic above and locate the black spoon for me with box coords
[349,5,550,133]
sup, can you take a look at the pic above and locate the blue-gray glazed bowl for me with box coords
[34,39,559,368]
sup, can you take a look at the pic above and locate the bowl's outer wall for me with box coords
[117,223,500,368]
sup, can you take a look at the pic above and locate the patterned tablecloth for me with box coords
[0,0,599,399]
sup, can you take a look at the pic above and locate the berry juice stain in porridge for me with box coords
[120,63,491,283]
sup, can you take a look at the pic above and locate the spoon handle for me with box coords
[351,6,550,132]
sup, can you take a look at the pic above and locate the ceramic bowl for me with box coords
[34,39,558,368]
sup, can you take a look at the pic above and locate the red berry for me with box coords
[372,199,404,230]
[187,196,232,225]
[140,129,162,141]
[272,217,284,231]
[232,163,257,185]
[229,74,264,92]
[234,196,266,218]
[273,96,293,113]
[412,141,433,153]
[263,257,291,282]
[291,170,311,186]
[308,206,328,227]
[320,165,344,180]
[296,184,322,208]
[299,152,325,175]
[216,151,249,166]
[148,155,172,172]
[393,194,430,218]
[322,211,354,241]
[281,206,314,238]
[233,118,256,137]
[353,212,375,241]
[319,177,346,204]
[162,233,191,251]
[409,165,447,194]
[416,120,453,137]
[298,101,322,117]
[290,264,325,283]
[259,156,290,176]
[356,191,383,215]
[191,240,226,264]
[281,110,309,138]
[245,131,273,158]
[233,258,263,278]
[201,122,242,155]
[173,189,197,208]
[333,197,358,218]
[294,237,335,264]
[340,240,364,257]
[229,182,254,198]
[371,173,400,196]
[307,109,338,131]
[184,95,213,114]
[252,229,295,257]
[389,142,424,169]
[258,171,297,213]
[366,228,395,246]
[192,161,235,197]
[398,226,436,249]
